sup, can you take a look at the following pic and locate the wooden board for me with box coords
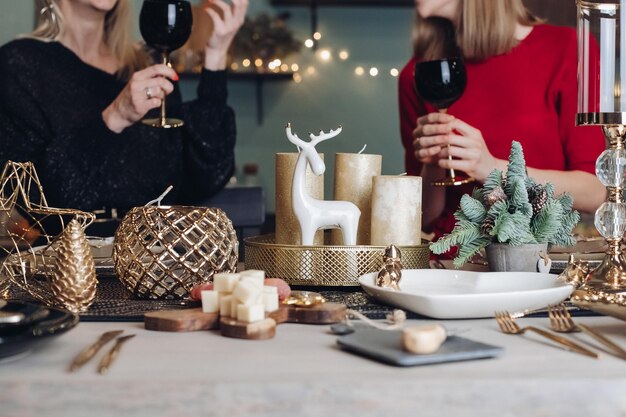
[144,308,219,332]
[220,317,277,340]
[266,305,289,324]
[287,302,346,324]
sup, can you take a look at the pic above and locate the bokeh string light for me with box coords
[228,29,403,83]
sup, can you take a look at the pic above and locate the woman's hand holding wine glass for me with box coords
[103,64,178,134]
[204,0,249,71]
[413,57,474,186]
[413,113,501,183]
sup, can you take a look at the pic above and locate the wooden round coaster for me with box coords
[144,308,219,332]
[287,302,347,324]
[219,317,277,340]
[266,305,289,324]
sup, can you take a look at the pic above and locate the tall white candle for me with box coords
[370,176,422,246]
[331,152,382,245]
[600,15,616,112]
[621,1,626,110]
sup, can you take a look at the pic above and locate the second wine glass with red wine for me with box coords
[414,57,472,186]
[139,0,193,128]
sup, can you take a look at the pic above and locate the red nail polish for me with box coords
[173,72,179,81]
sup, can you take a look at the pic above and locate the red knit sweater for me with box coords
[398,24,605,240]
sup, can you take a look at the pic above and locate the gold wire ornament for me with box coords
[113,204,239,300]
[0,161,95,306]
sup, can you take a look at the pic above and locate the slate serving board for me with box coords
[337,328,503,366]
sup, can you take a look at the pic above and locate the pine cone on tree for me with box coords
[480,216,496,236]
[50,219,97,313]
[485,186,507,207]
[528,184,548,215]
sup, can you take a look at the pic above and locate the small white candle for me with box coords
[370,175,422,246]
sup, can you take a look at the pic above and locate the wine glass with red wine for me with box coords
[414,57,473,186]
[139,0,192,128]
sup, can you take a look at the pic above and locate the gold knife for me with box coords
[97,334,136,375]
[68,330,124,372]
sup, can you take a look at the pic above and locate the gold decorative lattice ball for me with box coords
[113,206,238,299]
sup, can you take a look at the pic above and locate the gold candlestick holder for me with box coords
[573,124,626,298]
[573,1,626,305]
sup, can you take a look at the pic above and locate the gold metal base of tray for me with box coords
[244,234,430,286]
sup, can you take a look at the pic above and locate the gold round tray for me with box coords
[244,234,430,286]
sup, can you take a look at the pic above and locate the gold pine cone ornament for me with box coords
[50,219,98,313]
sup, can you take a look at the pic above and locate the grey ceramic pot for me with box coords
[485,242,549,272]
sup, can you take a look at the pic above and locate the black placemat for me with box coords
[7,278,597,322]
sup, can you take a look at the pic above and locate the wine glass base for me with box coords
[142,118,184,129]
[432,176,475,187]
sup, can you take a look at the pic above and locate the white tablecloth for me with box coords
[2,316,626,417]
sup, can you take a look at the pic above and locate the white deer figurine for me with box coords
[285,123,361,245]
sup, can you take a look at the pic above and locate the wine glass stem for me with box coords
[438,108,456,178]
[160,52,168,127]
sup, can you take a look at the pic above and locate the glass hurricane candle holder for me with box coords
[576,0,626,296]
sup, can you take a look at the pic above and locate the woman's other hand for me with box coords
[412,112,455,165]
[102,64,178,133]
[204,0,249,70]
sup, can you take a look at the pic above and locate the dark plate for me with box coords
[0,300,50,331]
[0,302,79,359]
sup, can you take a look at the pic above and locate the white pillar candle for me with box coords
[617,0,626,112]
[370,175,422,246]
[331,153,382,245]
[600,15,616,112]
[275,153,324,245]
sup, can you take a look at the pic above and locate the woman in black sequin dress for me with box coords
[0,0,248,218]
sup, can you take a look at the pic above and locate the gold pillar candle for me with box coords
[331,153,382,245]
[371,175,422,246]
[275,153,324,245]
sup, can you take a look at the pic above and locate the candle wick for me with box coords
[145,185,174,207]
[358,144,367,154]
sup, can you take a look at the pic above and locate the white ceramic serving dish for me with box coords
[359,269,573,319]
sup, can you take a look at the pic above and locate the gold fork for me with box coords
[97,334,136,375]
[494,311,598,358]
[68,330,124,372]
[548,304,626,360]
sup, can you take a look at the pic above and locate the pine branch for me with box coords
[551,210,580,247]
[460,194,487,224]
[557,193,574,212]
[453,237,491,268]
[430,222,482,254]
[482,169,503,198]
[493,211,535,244]
[506,141,527,184]
[531,199,564,243]
[508,177,533,217]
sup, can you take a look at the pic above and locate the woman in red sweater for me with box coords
[399,0,606,243]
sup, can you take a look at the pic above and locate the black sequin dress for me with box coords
[0,38,236,213]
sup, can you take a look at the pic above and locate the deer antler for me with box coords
[309,126,343,146]
[285,123,307,148]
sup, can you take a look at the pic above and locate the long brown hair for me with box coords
[30,0,149,80]
[413,0,542,61]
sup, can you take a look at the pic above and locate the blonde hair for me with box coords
[31,0,149,80]
[413,0,542,61]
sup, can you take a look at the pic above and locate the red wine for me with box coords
[139,0,192,53]
[414,58,467,110]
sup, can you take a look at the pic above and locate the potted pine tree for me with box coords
[430,141,579,271]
